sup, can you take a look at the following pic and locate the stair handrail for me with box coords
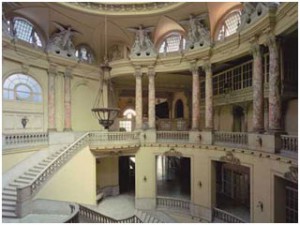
[16,132,91,216]
[78,204,142,223]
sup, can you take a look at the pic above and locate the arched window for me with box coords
[75,44,95,64]
[123,109,136,119]
[159,32,186,54]
[216,10,241,41]
[11,17,43,47]
[3,74,42,103]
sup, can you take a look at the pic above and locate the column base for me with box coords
[63,128,73,132]
[48,128,57,132]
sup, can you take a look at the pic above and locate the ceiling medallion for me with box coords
[220,152,241,165]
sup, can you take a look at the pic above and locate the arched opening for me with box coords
[175,99,184,118]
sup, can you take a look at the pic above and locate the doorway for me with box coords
[119,156,135,194]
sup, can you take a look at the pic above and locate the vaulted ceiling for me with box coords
[3,2,241,63]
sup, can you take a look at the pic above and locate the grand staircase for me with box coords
[2,133,90,219]
[2,145,70,218]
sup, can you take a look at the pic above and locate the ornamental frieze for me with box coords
[220,152,241,165]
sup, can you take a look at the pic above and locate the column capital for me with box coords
[134,66,143,78]
[190,61,199,74]
[48,64,57,76]
[64,67,73,78]
[148,66,155,77]
[250,43,262,58]
[203,61,212,73]
[266,33,279,49]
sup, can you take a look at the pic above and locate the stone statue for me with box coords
[127,25,156,56]
[47,22,81,59]
[50,22,81,51]
[180,13,210,49]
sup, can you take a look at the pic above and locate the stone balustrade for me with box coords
[213,132,248,148]
[156,196,190,211]
[3,132,49,150]
[156,131,189,142]
[281,135,298,153]
[212,207,246,223]
[156,118,189,131]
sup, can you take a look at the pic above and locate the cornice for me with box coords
[58,2,185,16]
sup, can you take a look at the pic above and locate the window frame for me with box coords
[3,73,43,103]
[157,31,186,54]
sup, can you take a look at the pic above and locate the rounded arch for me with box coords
[3,73,43,102]
[6,14,46,47]
[213,6,242,41]
[153,16,185,46]
[175,99,184,118]
[75,43,96,64]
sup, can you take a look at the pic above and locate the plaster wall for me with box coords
[96,156,119,189]
[36,146,96,205]
[135,146,291,222]
[2,150,37,172]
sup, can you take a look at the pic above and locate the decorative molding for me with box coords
[220,152,241,165]
[61,2,184,16]
[163,148,183,157]
[284,166,298,183]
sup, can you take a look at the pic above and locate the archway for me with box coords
[175,99,184,118]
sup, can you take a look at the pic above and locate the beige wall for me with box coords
[2,149,37,173]
[96,156,119,189]
[36,146,96,205]
[135,146,291,222]
[71,77,100,131]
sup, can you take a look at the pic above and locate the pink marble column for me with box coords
[148,67,156,130]
[134,67,143,130]
[48,64,57,132]
[191,62,200,130]
[204,61,213,130]
[267,34,281,132]
[64,68,72,131]
[251,43,264,133]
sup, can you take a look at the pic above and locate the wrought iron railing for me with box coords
[156,196,190,211]
[213,132,248,148]
[281,135,298,153]
[156,131,189,142]
[212,207,246,223]
[3,132,48,149]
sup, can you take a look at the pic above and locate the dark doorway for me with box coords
[274,176,298,223]
[214,161,250,222]
[119,156,135,194]
[156,101,169,118]
[175,99,184,118]
[156,155,191,200]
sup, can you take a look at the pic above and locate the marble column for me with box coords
[191,62,200,130]
[63,67,72,131]
[204,61,213,130]
[267,34,281,132]
[134,67,143,130]
[48,64,57,132]
[251,43,264,133]
[148,66,156,130]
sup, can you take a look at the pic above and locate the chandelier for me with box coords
[91,15,120,129]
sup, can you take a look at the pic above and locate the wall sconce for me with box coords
[257,136,262,147]
[143,176,147,182]
[21,117,29,128]
[198,181,202,188]
[257,201,263,212]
